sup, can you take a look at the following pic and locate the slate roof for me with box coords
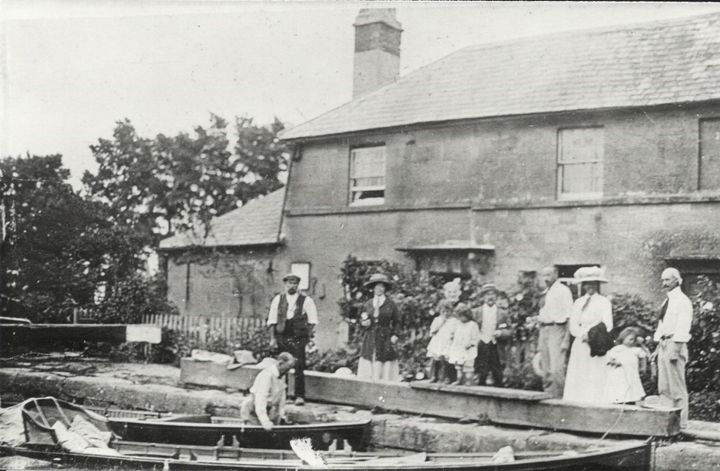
[282,11,720,141]
[158,188,285,249]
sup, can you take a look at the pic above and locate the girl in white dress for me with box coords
[426,300,458,383]
[447,303,480,386]
[563,267,613,403]
[603,327,649,404]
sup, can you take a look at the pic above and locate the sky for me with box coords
[3,1,720,187]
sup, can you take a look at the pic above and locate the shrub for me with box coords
[336,255,542,385]
[91,274,178,324]
[307,348,360,373]
[686,277,720,421]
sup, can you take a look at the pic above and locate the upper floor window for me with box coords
[699,118,720,191]
[350,146,385,206]
[557,127,604,200]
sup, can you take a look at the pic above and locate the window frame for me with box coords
[290,262,311,291]
[698,117,720,192]
[555,263,601,298]
[556,126,605,201]
[348,145,386,207]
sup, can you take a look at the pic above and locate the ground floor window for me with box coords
[666,259,720,297]
[411,250,493,280]
[555,263,601,298]
[290,262,311,291]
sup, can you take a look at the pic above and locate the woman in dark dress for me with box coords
[356,273,401,381]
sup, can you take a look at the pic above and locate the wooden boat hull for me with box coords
[18,397,371,451]
[108,415,372,451]
[3,397,652,470]
[0,441,652,470]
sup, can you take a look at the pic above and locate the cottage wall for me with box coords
[283,103,720,348]
[165,246,287,319]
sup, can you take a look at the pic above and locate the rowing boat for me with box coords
[0,440,654,470]
[23,397,372,451]
[0,397,653,470]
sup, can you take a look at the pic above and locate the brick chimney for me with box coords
[353,8,402,99]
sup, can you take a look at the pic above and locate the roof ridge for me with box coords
[158,187,286,249]
[459,8,720,55]
[281,7,720,141]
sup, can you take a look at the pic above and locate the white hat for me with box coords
[572,266,608,284]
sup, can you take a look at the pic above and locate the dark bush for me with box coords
[90,274,178,324]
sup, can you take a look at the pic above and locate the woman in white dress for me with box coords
[563,267,613,403]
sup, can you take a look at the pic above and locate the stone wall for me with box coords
[165,246,286,319]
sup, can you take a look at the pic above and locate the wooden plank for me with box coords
[302,371,680,437]
[179,357,262,390]
[2,324,127,346]
[411,381,552,401]
[179,359,679,437]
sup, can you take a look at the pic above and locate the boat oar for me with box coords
[290,438,327,467]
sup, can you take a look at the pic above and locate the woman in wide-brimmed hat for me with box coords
[357,273,401,382]
[563,266,614,403]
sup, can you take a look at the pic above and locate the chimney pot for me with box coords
[352,8,402,99]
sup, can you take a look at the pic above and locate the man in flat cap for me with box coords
[267,273,318,405]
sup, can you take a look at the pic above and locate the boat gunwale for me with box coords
[110,416,373,431]
[0,441,652,470]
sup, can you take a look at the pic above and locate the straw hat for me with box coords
[479,283,498,295]
[572,266,608,284]
[363,273,394,289]
[282,273,301,283]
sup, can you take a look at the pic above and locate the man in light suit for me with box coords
[537,266,574,397]
[652,267,693,427]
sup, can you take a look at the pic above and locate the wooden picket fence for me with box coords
[141,314,265,347]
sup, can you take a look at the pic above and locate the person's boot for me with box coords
[450,368,463,386]
[438,361,448,384]
[428,360,439,383]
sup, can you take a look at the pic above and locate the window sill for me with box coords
[285,193,720,217]
[472,192,720,211]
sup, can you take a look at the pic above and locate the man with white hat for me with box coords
[652,267,693,427]
[267,273,318,405]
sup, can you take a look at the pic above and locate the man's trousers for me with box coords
[276,335,307,399]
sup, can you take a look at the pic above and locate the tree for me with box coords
[82,115,288,247]
[0,154,144,320]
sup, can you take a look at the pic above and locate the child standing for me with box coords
[603,327,649,404]
[447,303,480,386]
[426,300,458,383]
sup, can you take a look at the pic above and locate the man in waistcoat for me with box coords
[267,273,318,406]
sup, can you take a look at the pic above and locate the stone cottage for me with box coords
[276,10,720,347]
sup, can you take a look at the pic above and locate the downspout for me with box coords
[277,143,301,248]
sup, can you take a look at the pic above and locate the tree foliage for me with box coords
[0,154,144,320]
[82,115,288,247]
